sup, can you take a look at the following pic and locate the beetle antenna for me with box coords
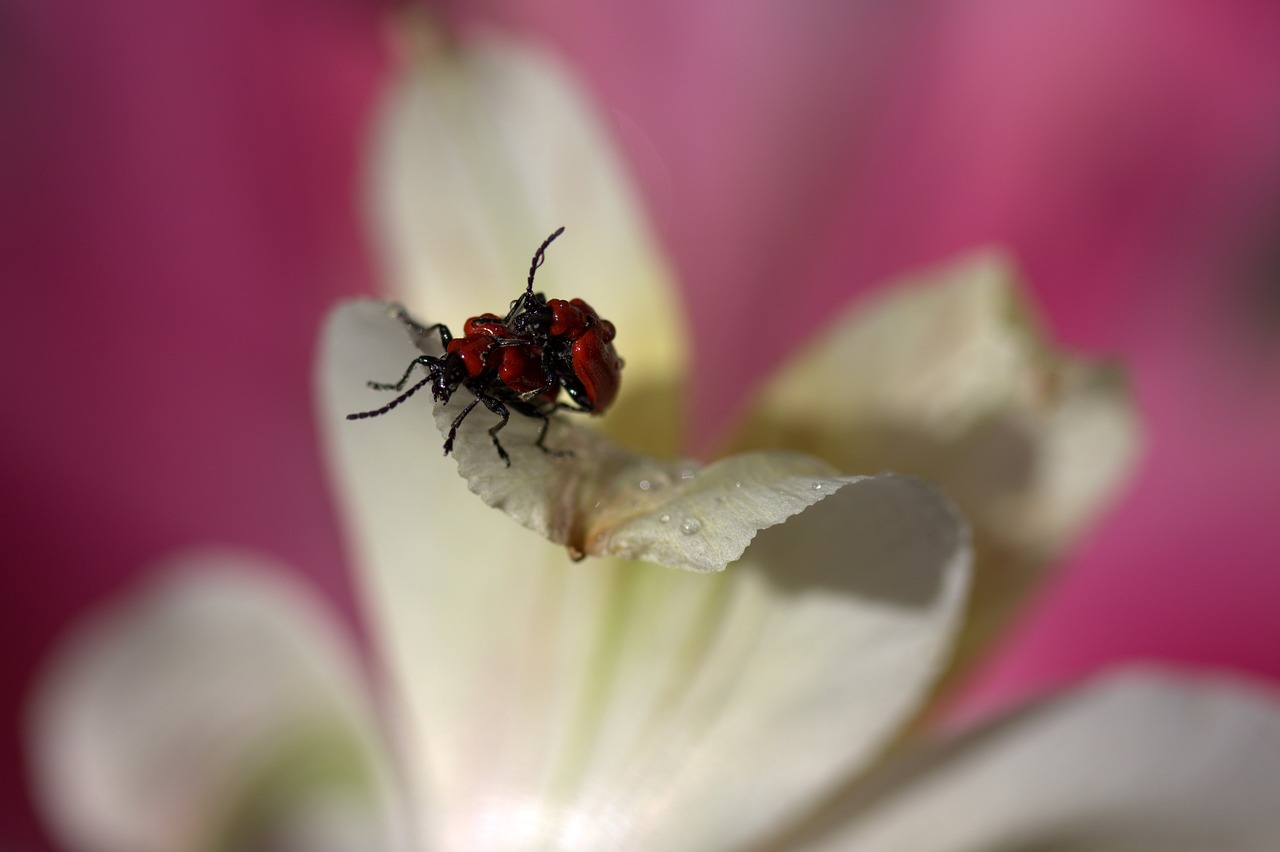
[527,226,566,296]
[347,376,432,420]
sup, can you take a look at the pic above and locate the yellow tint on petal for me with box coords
[368,19,686,456]
[318,298,972,850]
[339,21,976,847]
[725,251,1140,675]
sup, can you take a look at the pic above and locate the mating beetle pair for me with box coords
[347,228,623,466]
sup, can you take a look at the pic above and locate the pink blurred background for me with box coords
[3,1,1278,848]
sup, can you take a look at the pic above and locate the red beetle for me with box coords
[347,228,623,466]
[546,298,622,412]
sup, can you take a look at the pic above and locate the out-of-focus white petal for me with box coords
[27,551,407,852]
[369,20,686,455]
[775,670,1280,852]
[731,249,1138,562]
[318,302,971,850]
[728,252,1140,674]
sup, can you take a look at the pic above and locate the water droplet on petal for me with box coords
[811,481,824,490]
[680,518,702,535]
[680,469,696,480]
[659,513,671,524]
[638,479,652,491]
[734,481,743,489]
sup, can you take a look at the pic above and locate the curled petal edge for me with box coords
[337,299,962,574]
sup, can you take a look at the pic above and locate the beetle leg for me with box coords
[533,410,572,458]
[503,398,570,459]
[502,294,532,325]
[442,398,480,457]
[477,395,513,467]
[365,355,438,392]
[518,372,559,404]
[391,305,452,349]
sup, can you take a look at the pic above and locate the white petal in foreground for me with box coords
[319,300,971,850]
[27,551,407,852]
[776,670,1280,852]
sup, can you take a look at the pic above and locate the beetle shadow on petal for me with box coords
[749,474,965,608]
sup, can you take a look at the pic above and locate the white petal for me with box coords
[779,670,1280,852]
[318,304,971,850]
[727,252,1139,673]
[335,300,909,574]
[368,23,686,455]
[27,550,408,852]
[732,250,1139,558]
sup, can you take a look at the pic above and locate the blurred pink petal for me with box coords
[8,0,1280,846]
[438,0,1280,710]
[1,1,389,847]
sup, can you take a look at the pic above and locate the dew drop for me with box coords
[659,513,671,524]
[734,481,743,489]
[638,479,652,492]
[811,481,824,490]
[680,518,702,535]
[680,468,696,480]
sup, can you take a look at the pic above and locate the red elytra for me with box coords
[447,314,557,402]
[347,227,623,467]
[545,298,622,412]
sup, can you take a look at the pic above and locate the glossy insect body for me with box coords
[549,298,622,412]
[447,314,556,402]
[346,227,623,466]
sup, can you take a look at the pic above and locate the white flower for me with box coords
[27,22,1280,852]
[29,553,1280,852]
